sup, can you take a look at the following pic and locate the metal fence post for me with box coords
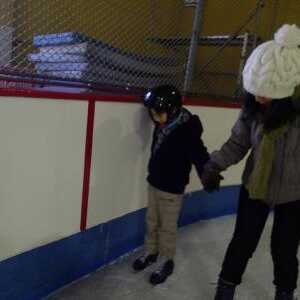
[183,0,205,95]
[235,31,249,98]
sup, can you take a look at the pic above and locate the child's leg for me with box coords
[157,190,183,259]
[133,185,160,272]
[145,185,160,255]
[148,189,182,285]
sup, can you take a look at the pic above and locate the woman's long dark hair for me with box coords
[242,91,297,132]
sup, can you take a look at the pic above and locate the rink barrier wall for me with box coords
[0,86,242,300]
[0,185,240,300]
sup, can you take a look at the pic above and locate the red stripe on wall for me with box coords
[80,98,96,231]
[183,96,241,109]
[0,86,241,109]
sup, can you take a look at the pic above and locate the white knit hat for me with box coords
[243,24,300,99]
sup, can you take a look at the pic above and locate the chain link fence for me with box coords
[190,0,300,100]
[0,0,191,92]
[0,0,298,99]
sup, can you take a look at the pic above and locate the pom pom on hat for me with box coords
[243,24,300,99]
[274,24,300,49]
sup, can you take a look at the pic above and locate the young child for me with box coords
[201,24,300,300]
[132,85,210,285]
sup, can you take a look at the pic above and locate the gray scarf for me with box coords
[152,107,191,155]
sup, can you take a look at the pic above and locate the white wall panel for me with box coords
[0,97,87,261]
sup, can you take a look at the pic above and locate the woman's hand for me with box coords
[201,169,224,193]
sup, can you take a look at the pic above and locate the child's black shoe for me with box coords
[149,259,174,285]
[132,253,158,272]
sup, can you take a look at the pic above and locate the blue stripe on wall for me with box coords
[0,185,240,300]
[179,185,240,226]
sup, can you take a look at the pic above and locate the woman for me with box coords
[202,24,300,300]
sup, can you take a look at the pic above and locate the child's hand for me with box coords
[201,170,224,193]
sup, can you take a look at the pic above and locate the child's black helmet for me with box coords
[143,85,182,114]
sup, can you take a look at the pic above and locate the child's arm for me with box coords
[187,116,210,178]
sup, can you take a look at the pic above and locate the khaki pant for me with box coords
[145,185,183,259]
